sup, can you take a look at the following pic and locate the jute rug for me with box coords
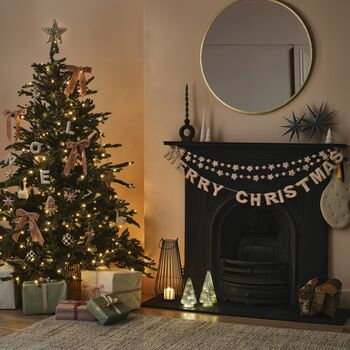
[0,313,349,350]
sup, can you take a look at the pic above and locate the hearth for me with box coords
[143,142,350,325]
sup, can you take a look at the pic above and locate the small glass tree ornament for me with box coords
[199,271,217,308]
[180,277,197,309]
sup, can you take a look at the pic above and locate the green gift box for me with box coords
[22,280,67,315]
[87,292,130,325]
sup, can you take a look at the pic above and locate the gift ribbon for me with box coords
[82,269,105,297]
[42,283,48,314]
[60,300,87,320]
[12,209,44,246]
[4,109,26,141]
[102,295,121,314]
[64,139,91,176]
[64,65,92,97]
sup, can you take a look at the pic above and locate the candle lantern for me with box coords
[155,238,183,297]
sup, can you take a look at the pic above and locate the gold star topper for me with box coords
[42,19,66,44]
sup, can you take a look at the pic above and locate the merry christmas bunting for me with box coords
[164,146,344,206]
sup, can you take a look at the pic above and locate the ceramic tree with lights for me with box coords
[0,20,154,287]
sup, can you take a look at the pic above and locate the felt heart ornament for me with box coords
[320,161,350,228]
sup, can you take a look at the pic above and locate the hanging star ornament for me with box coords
[65,191,77,203]
[281,112,305,142]
[303,103,335,140]
[3,196,15,208]
[42,19,66,44]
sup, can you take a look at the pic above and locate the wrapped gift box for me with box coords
[0,264,18,309]
[87,292,130,325]
[56,300,96,321]
[81,268,141,310]
[22,280,67,315]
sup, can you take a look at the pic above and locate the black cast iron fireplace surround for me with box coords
[142,142,350,325]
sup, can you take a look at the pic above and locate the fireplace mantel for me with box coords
[164,141,347,150]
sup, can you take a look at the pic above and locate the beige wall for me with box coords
[144,0,350,305]
[0,0,145,243]
[1,0,350,306]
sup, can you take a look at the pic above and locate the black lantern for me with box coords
[155,238,183,296]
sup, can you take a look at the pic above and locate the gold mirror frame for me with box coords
[200,0,313,115]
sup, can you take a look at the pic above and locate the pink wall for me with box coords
[144,0,350,306]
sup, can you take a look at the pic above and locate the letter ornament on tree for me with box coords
[180,277,197,309]
[199,271,217,308]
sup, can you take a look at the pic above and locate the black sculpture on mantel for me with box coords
[179,84,195,142]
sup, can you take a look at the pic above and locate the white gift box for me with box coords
[81,267,142,310]
[0,264,18,309]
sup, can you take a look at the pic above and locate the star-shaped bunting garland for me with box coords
[42,19,66,44]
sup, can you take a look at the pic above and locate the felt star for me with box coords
[232,165,239,171]
[304,156,311,163]
[253,175,259,182]
[212,160,219,167]
[65,191,77,203]
[267,174,274,180]
[319,151,328,160]
[231,173,238,180]
[268,164,275,171]
[198,157,205,162]
[282,162,289,169]
[42,20,66,44]
[179,148,186,156]
[185,155,191,162]
[3,196,14,208]
[5,168,15,179]
[217,170,223,176]
[198,163,204,169]
[303,164,310,171]
[246,166,253,172]
[288,170,296,176]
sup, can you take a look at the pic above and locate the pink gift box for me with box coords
[55,300,96,321]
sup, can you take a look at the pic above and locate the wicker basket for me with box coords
[66,264,82,300]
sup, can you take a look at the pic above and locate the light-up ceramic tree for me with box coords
[199,271,217,307]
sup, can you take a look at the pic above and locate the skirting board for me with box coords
[340,290,350,308]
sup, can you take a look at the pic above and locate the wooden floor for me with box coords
[0,295,349,337]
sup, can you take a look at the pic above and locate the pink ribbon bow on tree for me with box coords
[12,209,44,246]
[64,65,92,97]
[64,139,91,176]
[3,109,27,141]
[84,228,95,246]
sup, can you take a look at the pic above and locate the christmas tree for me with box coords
[180,277,197,308]
[0,20,154,283]
[199,271,217,307]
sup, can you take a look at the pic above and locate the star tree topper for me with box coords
[42,19,66,44]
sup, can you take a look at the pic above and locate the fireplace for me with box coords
[142,141,349,325]
[217,205,292,306]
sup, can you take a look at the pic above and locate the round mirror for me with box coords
[200,0,312,114]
